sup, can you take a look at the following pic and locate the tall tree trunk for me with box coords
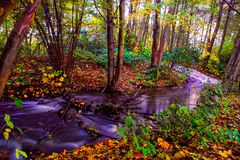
[224,28,240,84]
[127,0,133,29]
[151,0,160,67]
[107,0,115,89]
[0,0,41,99]
[169,0,180,53]
[112,0,125,90]
[143,15,150,46]
[206,0,224,54]
[158,7,175,64]
[135,18,146,48]
[131,0,139,33]
[217,0,233,58]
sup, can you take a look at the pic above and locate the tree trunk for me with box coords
[127,0,133,29]
[107,0,115,89]
[169,0,180,53]
[143,15,150,46]
[206,0,224,54]
[111,0,125,90]
[0,0,41,99]
[158,7,175,64]
[217,0,233,58]
[224,28,240,83]
[151,0,160,67]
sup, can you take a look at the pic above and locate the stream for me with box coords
[0,68,220,159]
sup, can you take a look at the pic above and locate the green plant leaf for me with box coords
[6,121,14,129]
[200,139,207,146]
[16,127,24,135]
[14,98,23,108]
[4,114,10,122]
[124,116,134,126]
[20,150,28,158]
[15,149,20,159]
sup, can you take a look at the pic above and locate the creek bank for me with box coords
[0,68,221,159]
[3,55,187,101]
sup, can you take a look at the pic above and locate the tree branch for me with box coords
[223,0,240,15]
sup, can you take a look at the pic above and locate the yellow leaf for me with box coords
[3,132,9,141]
[43,73,47,77]
[174,151,186,159]
[218,150,232,158]
[59,77,64,82]
[15,81,20,86]
[40,68,46,73]
[42,77,48,83]
[55,83,62,87]
[46,66,53,70]
[48,74,54,78]
[5,128,11,133]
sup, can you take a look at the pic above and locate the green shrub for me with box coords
[97,53,108,68]
[163,47,200,67]
[118,115,157,156]
[75,49,98,63]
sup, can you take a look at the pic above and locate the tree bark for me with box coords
[111,0,125,90]
[217,0,233,58]
[107,0,115,89]
[206,0,224,54]
[135,0,150,48]
[151,0,160,67]
[169,0,180,53]
[0,0,41,99]
[224,28,240,83]
[158,6,175,64]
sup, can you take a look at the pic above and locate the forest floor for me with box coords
[35,93,240,159]
[2,55,184,100]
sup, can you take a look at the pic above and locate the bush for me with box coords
[75,49,98,63]
[163,47,200,67]
[118,115,157,156]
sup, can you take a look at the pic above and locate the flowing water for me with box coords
[0,68,220,159]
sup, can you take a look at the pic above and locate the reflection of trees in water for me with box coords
[139,84,202,114]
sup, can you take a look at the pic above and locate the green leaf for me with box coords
[15,149,20,159]
[6,121,14,129]
[14,98,23,108]
[19,150,28,158]
[117,127,125,137]
[191,119,199,127]
[16,127,24,135]
[200,139,207,146]
[124,117,135,126]
[184,131,191,137]
[4,114,10,122]
[146,141,157,154]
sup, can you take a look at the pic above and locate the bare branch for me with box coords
[223,0,240,15]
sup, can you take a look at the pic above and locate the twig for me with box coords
[92,0,107,22]
[223,0,240,15]
[101,85,107,94]
[61,102,71,119]
[133,86,142,99]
